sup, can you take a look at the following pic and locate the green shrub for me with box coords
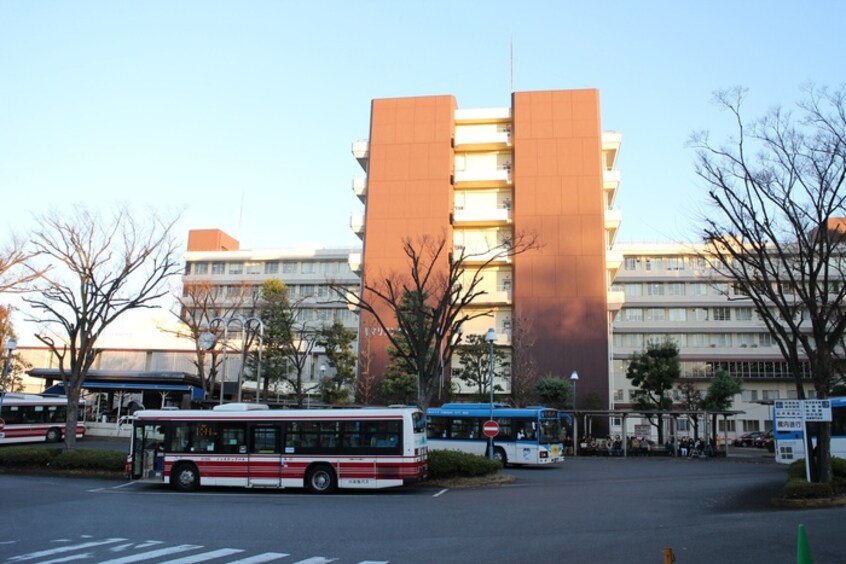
[52,449,127,471]
[783,478,834,499]
[787,457,846,480]
[427,449,501,479]
[0,446,62,467]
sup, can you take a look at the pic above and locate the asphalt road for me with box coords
[1,451,842,563]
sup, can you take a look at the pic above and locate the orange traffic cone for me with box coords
[797,524,813,564]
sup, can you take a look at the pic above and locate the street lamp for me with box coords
[209,316,245,405]
[0,337,18,417]
[570,370,579,457]
[485,328,497,461]
[242,317,264,403]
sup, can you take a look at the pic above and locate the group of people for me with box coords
[664,436,719,458]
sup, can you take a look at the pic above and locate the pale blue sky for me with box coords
[1,1,843,251]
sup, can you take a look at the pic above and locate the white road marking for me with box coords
[36,552,93,563]
[290,558,338,564]
[157,548,245,563]
[226,553,291,563]
[433,488,448,497]
[7,538,127,561]
[96,544,202,563]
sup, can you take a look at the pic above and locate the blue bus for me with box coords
[773,397,846,464]
[426,403,564,466]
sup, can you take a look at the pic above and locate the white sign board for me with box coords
[774,400,803,432]
[803,400,832,422]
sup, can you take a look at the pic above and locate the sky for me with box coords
[1,1,844,255]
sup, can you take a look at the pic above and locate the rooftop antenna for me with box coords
[510,36,514,93]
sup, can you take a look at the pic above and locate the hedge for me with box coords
[427,449,501,479]
[0,446,125,472]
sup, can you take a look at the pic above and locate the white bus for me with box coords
[0,393,86,444]
[426,403,564,466]
[127,403,428,494]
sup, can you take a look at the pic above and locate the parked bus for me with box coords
[774,397,846,464]
[0,393,86,444]
[127,403,428,494]
[426,403,564,466]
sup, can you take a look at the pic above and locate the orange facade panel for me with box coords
[187,229,240,252]
[361,96,457,378]
[512,89,609,407]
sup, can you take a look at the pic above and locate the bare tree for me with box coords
[331,231,537,409]
[510,314,540,407]
[0,305,29,392]
[356,322,378,405]
[23,205,182,449]
[0,234,46,293]
[690,85,846,483]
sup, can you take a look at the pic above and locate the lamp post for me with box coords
[485,328,497,461]
[210,316,245,405]
[241,317,264,403]
[0,337,18,418]
[570,370,579,457]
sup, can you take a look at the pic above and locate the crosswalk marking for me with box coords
[8,538,127,561]
[96,544,203,564]
[226,553,291,563]
[157,548,246,563]
[3,537,386,563]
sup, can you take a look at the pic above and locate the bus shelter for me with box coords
[28,368,205,422]
[563,408,742,457]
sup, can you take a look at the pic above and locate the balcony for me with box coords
[468,288,512,306]
[454,246,512,265]
[352,140,369,171]
[605,208,622,246]
[607,289,625,313]
[454,167,512,188]
[352,176,367,202]
[348,252,362,274]
[350,214,364,239]
[454,129,511,151]
[606,248,624,279]
[453,206,511,226]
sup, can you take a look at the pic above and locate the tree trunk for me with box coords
[64,381,80,450]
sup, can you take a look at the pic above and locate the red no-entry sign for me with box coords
[483,419,499,438]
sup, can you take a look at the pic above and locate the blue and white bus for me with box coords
[773,397,846,464]
[426,403,564,466]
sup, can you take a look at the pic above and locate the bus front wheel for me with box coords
[489,447,507,466]
[306,464,337,494]
[171,463,200,492]
[46,428,62,443]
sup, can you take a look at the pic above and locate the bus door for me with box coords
[132,423,165,480]
[248,423,283,488]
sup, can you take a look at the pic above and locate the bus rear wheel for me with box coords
[171,463,200,492]
[306,464,337,494]
[46,428,62,443]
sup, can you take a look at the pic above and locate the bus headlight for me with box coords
[539,451,548,459]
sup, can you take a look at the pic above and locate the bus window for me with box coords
[427,417,449,438]
[449,418,477,440]
[170,423,191,453]
[251,425,279,454]
[191,423,219,453]
[219,424,246,454]
[341,421,362,447]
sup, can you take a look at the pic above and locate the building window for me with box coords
[712,282,729,296]
[623,308,643,322]
[613,389,624,401]
[301,262,315,274]
[624,258,640,271]
[737,334,755,348]
[718,420,737,433]
[624,284,642,297]
[666,257,684,271]
[677,419,690,432]
[713,307,731,321]
[228,262,244,275]
[742,420,760,432]
[735,307,753,321]
[692,308,709,321]
[762,390,780,401]
[741,390,759,402]
[645,258,663,271]
[282,262,297,274]
[646,308,665,321]
[758,333,775,347]
[193,262,208,275]
[667,282,685,296]
[647,283,664,296]
[211,262,225,275]
[264,262,279,274]
[245,262,262,275]
[668,308,686,322]
[690,283,708,296]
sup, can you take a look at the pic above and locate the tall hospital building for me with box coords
[351,90,622,409]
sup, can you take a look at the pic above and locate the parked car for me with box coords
[733,431,765,447]
[755,429,774,450]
